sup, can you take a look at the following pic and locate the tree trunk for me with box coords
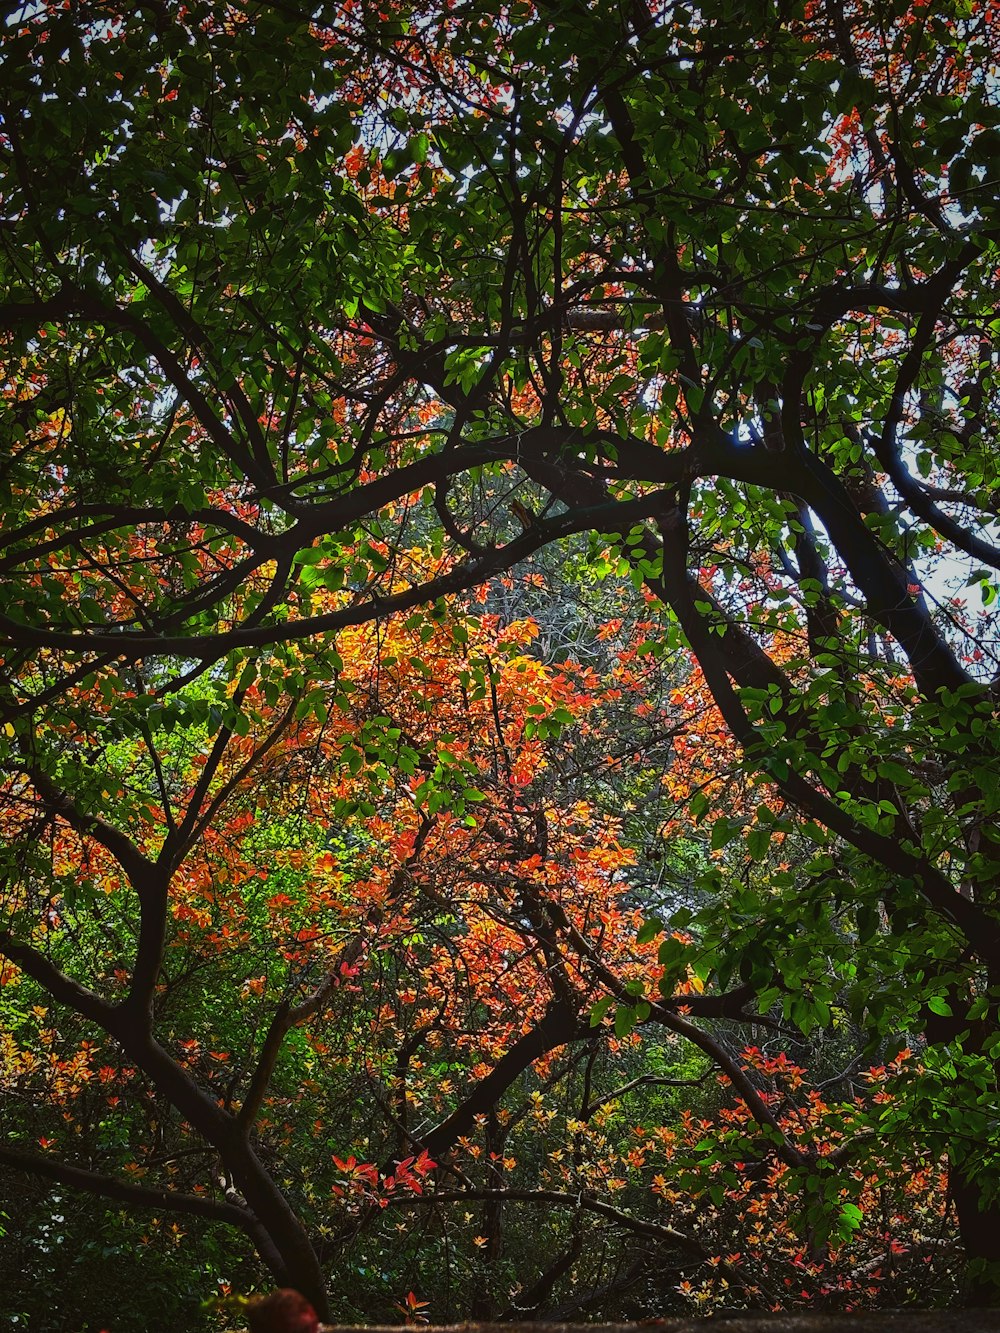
[118,1027,330,1319]
[221,1135,331,1321]
[951,1170,1000,1307]
[924,1007,1000,1308]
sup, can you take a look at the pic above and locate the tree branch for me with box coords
[0,1145,258,1234]
[421,1002,597,1159]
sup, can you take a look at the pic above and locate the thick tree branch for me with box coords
[421,1001,597,1159]
[0,1145,258,1234]
[0,484,681,660]
[872,296,1000,571]
[0,932,119,1031]
[24,763,153,884]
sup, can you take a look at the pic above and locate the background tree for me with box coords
[0,588,963,1325]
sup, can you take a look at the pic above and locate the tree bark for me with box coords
[952,1171,1000,1306]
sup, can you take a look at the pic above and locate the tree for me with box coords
[2,0,999,1316]
[0,588,961,1323]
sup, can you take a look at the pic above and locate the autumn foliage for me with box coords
[2,0,999,1327]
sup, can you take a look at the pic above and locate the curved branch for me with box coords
[0,487,680,660]
[121,251,273,480]
[873,295,1000,571]
[388,1186,705,1253]
[0,292,269,491]
[547,903,807,1170]
[582,1069,712,1119]
[421,1001,597,1160]
[0,932,119,1031]
[0,503,271,562]
[24,764,153,883]
[0,1145,258,1235]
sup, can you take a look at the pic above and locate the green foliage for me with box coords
[2,0,1000,1321]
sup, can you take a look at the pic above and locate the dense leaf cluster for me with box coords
[1,0,999,1326]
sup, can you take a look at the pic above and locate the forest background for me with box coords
[1,0,999,1328]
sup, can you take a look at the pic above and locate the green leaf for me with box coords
[711,817,739,850]
[614,1005,636,1038]
[746,825,772,861]
[637,916,664,945]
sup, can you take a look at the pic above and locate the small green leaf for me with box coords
[637,916,664,945]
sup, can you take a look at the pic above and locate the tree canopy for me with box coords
[1,0,999,1325]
